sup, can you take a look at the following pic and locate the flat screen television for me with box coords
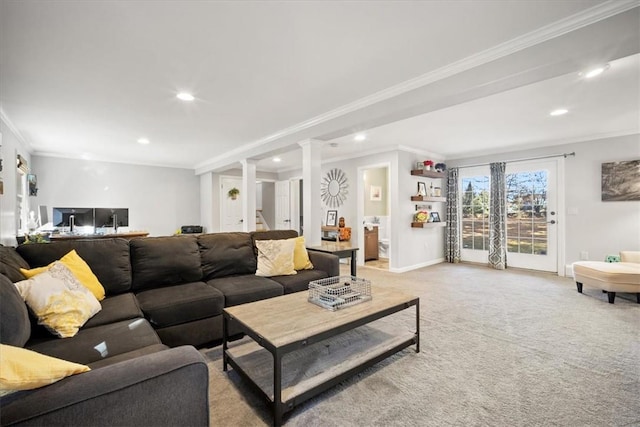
[52,207,95,230]
[94,208,129,231]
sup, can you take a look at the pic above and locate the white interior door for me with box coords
[221,177,243,231]
[505,160,558,272]
[275,180,292,230]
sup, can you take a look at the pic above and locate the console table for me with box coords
[49,231,149,241]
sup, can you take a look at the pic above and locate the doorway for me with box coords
[359,164,390,271]
[459,159,560,272]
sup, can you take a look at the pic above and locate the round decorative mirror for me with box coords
[321,168,348,207]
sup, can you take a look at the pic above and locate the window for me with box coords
[461,176,490,251]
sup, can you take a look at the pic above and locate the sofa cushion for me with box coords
[0,247,30,283]
[83,293,143,329]
[17,239,132,295]
[136,282,224,328]
[14,262,102,338]
[27,318,161,365]
[130,236,202,291]
[198,232,256,280]
[270,269,329,294]
[0,344,90,396]
[0,275,30,347]
[207,275,283,307]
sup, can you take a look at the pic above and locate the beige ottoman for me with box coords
[573,251,640,304]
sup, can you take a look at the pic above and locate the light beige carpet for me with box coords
[201,263,640,426]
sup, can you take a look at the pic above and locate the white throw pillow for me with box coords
[255,239,297,277]
[14,262,102,338]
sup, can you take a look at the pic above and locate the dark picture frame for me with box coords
[326,210,338,226]
[430,212,441,222]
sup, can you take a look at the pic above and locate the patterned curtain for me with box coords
[445,168,460,263]
[488,162,507,270]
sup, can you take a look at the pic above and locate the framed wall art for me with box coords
[602,160,640,201]
[370,185,382,201]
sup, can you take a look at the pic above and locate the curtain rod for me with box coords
[454,152,575,169]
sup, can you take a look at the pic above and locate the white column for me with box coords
[241,159,257,231]
[299,139,322,246]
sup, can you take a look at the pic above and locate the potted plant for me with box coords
[423,160,434,170]
[227,187,240,200]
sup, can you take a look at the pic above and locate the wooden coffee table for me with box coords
[223,285,419,426]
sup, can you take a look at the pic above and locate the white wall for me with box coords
[448,134,640,268]
[280,149,446,272]
[31,156,200,237]
[0,120,32,246]
[396,150,446,271]
[200,172,214,233]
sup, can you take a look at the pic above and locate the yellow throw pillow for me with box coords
[0,344,90,396]
[291,236,314,270]
[255,239,297,277]
[14,262,102,338]
[20,250,105,301]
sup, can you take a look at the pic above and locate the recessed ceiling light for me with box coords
[329,142,339,148]
[137,138,150,144]
[582,64,610,79]
[354,134,366,142]
[176,92,195,101]
[272,157,281,162]
[549,109,568,117]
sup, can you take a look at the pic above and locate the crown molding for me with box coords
[195,1,638,174]
[0,108,32,152]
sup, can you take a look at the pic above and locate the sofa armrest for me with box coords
[1,346,209,427]
[308,251,340,277]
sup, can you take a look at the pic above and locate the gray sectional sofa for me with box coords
[0,229,339,426]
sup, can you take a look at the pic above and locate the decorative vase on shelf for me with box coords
[423,160,434,171]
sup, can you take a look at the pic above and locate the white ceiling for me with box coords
[1,1,638,173]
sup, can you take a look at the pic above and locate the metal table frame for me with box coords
[223,298,419,426]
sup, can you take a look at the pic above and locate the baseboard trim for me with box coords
[390,258,445,273]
